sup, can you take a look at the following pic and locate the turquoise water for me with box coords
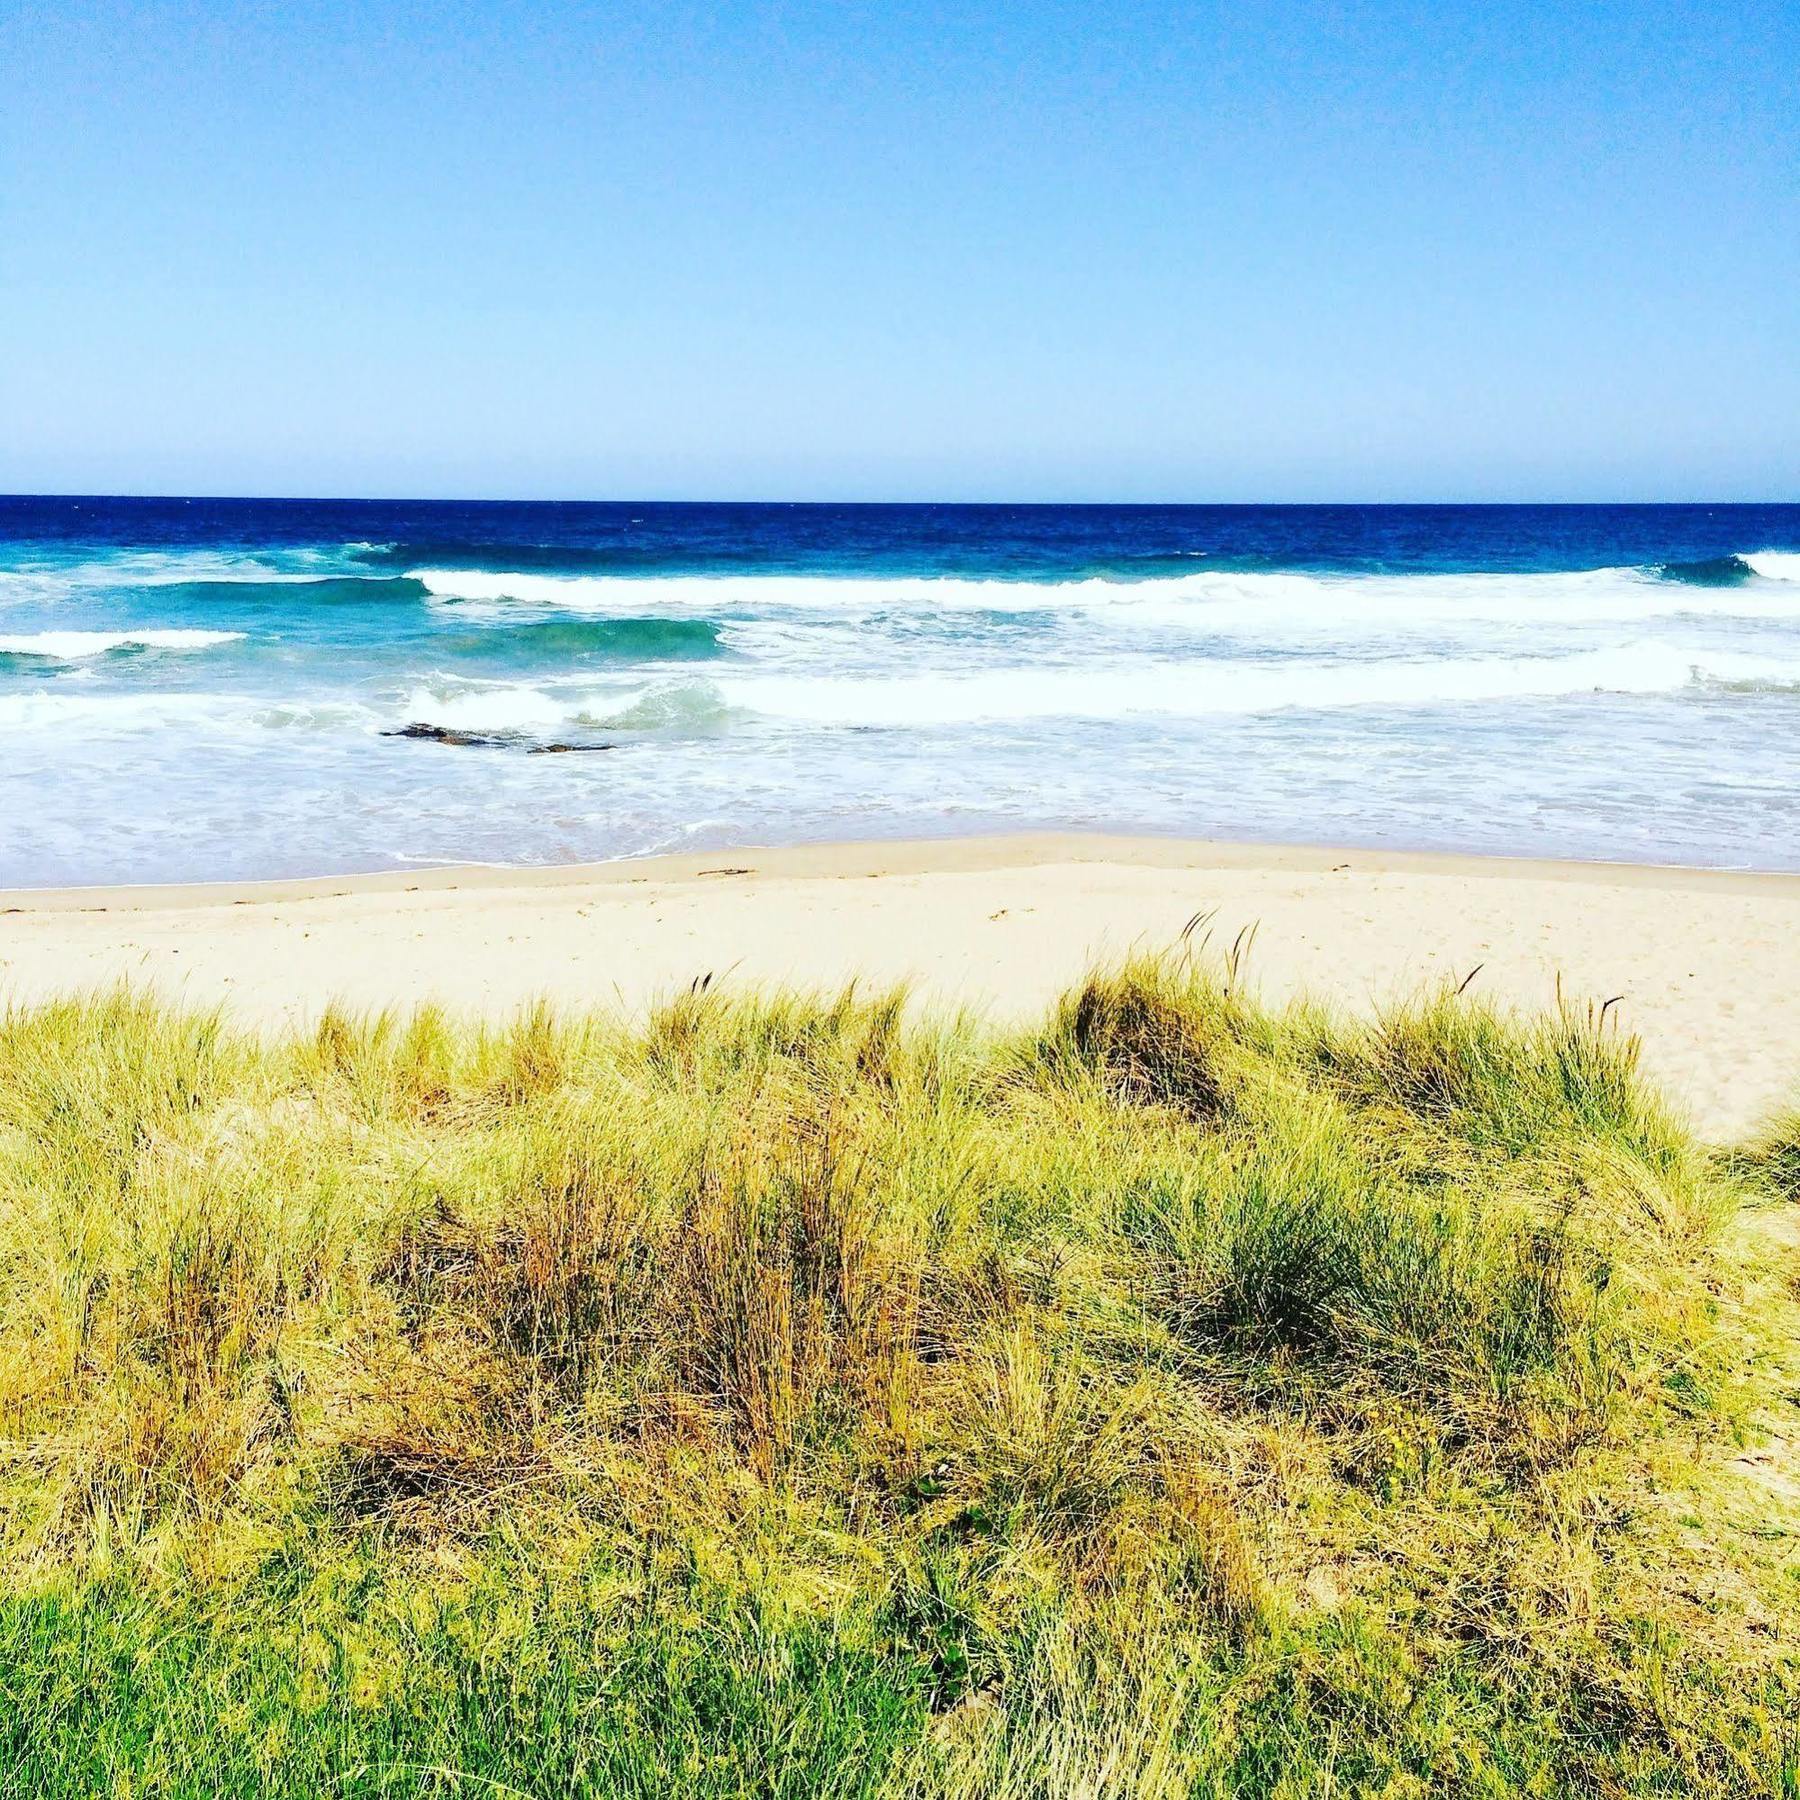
[3,499,1799,884]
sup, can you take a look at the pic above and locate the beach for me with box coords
[14,0,1800,1766]
[11,0,1800,1777]
[6,831,1797,1141]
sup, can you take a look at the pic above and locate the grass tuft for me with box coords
[0,960,1795,1794]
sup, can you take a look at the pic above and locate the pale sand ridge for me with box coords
[3,833,1796,1141]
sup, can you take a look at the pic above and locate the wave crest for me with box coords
[381,643,1800,739]
[408,562,1800,628]
[1657,556,1752,586]
[1660,551,1800,587]
[0,629,244,661]
[1744,551,1800,583]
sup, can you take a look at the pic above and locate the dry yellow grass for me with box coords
[0,956,1795,1795]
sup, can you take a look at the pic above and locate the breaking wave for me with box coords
[1744,551,1800,582]
[1657,556,1753,586]
[409,561,1800,628]
[0,628,244,660]
[381,643,1800,737]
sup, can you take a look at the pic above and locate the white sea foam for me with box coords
[709,645,1777,726]
[408,563,1800,629]
[0,689,374,733]
[0,691,242,730]
[9,644,1785,746]
[0,548,356,603]
[383,643,1800,736]
[253,700,382,731]
[399,684,577,732]
[1745,551,1800,582]
[0,629,244,659]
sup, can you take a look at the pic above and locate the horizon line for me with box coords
[5,492,1798,510]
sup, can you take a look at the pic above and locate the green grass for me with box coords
[1,958,1796,1796]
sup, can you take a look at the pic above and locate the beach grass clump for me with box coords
[0,962,1795,1795]
[1744,1104,1800,1200]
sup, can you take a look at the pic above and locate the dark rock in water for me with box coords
[383,723,617,754]
[383,722,513,748]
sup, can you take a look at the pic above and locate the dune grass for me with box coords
[0,956,1796,1796]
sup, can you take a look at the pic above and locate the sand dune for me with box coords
[3,833,1796,1141]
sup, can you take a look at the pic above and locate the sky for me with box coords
[3,0,1796,501]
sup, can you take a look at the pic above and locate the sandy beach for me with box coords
[2,833,1796,1142]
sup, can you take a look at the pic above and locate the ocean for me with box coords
[3,497,1798,886]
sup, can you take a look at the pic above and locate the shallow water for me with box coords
[3,498,1798,884]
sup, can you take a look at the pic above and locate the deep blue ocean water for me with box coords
[3,497,1799,884]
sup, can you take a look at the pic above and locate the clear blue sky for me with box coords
[3,0,1796,500]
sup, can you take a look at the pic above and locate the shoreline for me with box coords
[4,831,1800,1141]
[6,829,1800,913]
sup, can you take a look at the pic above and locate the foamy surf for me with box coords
[0,629,245,659]
[5,497,1798,883]
[709,645,1793,726]
[0,550,348,599]
[384,643,1800,736]
[408,561,1800,629]
[1745,551,1800,582]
